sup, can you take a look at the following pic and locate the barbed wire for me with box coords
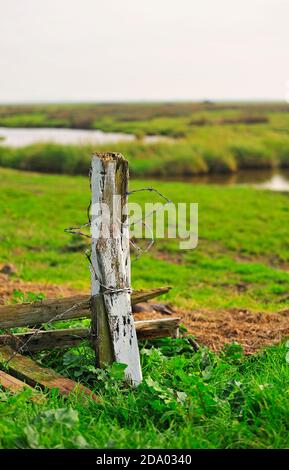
[67,185,172,292]
[85,250,132,295]
[64,186,172,258]
[4,186,172,363]
[127,187,172,260]
[64,221,91,238]
[4,300,89,365]
[127,186,172,204]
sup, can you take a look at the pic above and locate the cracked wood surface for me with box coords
[90,153,142,385]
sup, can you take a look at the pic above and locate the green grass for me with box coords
[0,168,288,449]
[0,168,288,311]
[0,340,288,448]
[0,101,288,133]
[1,102,289,176]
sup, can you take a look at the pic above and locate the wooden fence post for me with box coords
[90,152,142,386]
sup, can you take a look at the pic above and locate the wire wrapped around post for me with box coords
[90,152,142,386]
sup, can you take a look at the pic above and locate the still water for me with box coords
[0,126,168,147]
[0,126,135,146]
[183,170,289,192]
[1,127,289,191]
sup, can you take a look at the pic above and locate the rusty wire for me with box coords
[4,187,172,363]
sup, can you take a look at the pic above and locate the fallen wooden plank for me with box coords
[135,318,180,340]
[0,370,45,402]
[0,369,34,393]
[0,327,90,352]
[0,286,171,330]
[0,345,100,402]
[0,318,180,352]
[133,287,171,304]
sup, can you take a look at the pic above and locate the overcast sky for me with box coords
[1,0,289,102]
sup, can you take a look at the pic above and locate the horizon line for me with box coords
[0,98,288,105]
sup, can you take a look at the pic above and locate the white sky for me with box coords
[0,0,289,102]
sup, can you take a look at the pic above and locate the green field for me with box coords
[0,168,288,448]
[0,168,289,311]
[1,102,289,176]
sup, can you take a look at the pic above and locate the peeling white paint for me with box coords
[90,153,142,386]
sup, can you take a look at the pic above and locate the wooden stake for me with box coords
[90,153,142,385]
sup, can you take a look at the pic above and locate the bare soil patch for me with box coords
[134,305,289,354]
[0,273,78,304]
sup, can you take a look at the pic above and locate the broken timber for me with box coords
[0,370,33,394]
[0,346,99,402]
[90,153,142,385]
[0,370,45,402]
[0,286,171,329]
[0,318,180,352]
[0,151,179,394]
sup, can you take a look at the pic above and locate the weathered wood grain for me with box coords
[135,318,180,340]
[0,370,33,393]
[0,345,99,402]
[90,153,142,385]
[0,286,171,330]
[0,328,90,352]
[91,294,114,366]
[0,370,45,402]
[0,318,180,352]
